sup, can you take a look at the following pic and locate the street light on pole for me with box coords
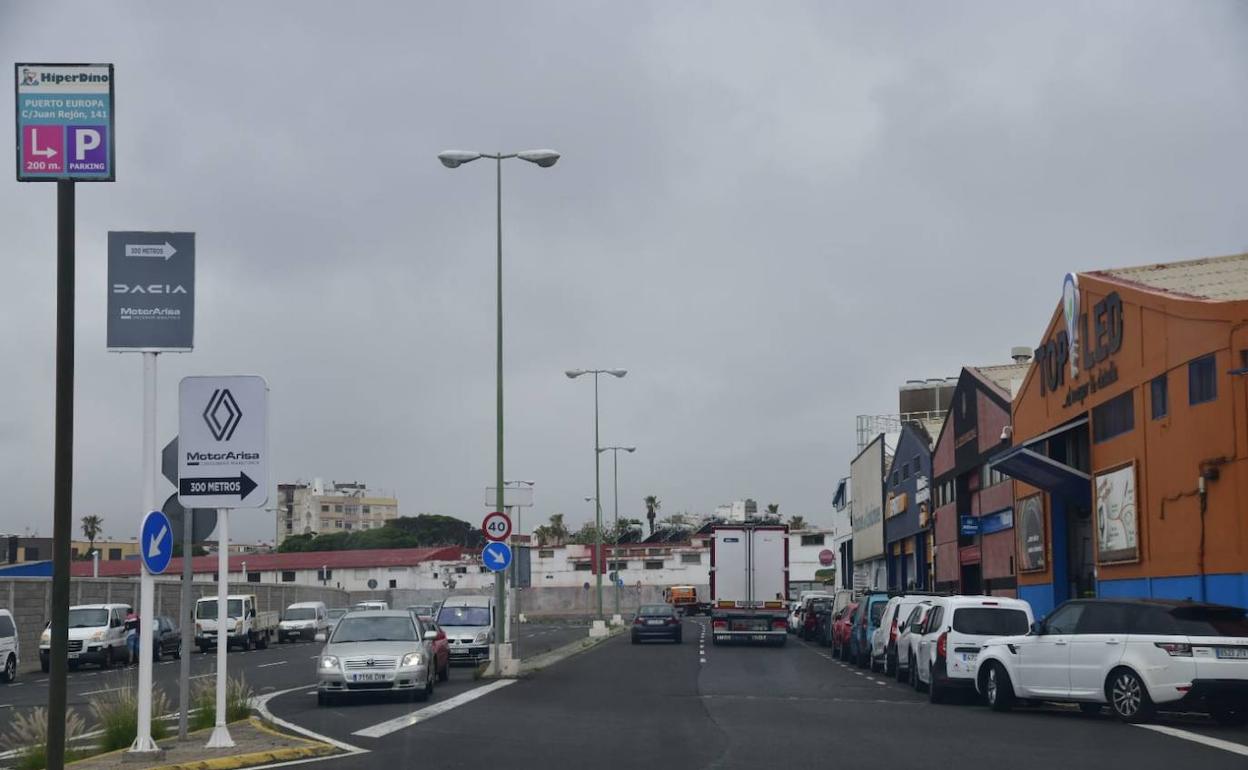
[598,446,635,617]
[439,148,559,672]
[565,368,627,621]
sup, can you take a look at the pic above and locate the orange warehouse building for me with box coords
[992,253,1248,618]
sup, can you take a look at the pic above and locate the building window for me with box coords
[892,470,899,485]
[335,505,343,513]
[281,571,296,583]
[680,553,702,564]
[108,548,122,561]
[454,566,468,574]
[320,504,329,513]
[800,534,825,546]
[644,561,664,570]
[247,572,261,583]
[902,463,910,480]
[318,568,333,581]
[363,505,371,514]
[1150,375,1168,420]
[1189,355,1217,405]
[609,561,627,570]
[573,562,592,571]
[538,549,554,558]
[1092,390,1135,444]
[389,579,397,589]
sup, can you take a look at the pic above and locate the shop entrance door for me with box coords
[1067,503,1095,598]
[960,563,982,594]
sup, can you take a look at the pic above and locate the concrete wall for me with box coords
[351,585,710,619]
[1,577,349,673]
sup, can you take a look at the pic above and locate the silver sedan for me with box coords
[316,611,436,706]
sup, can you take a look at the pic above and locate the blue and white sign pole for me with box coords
[482,541,513,572]
[132,353,161,754]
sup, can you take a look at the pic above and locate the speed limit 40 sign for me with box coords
[482,511,512,542]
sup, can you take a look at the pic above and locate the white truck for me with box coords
[194,594,278,652]
[710,524,789,646]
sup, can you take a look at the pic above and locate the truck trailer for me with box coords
[710,524,788,646]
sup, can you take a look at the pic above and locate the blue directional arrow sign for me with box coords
[481,541,513,573]
[140,510,174,575]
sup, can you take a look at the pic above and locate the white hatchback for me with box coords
[0,609,18,683]
[913,595,1034,704]
[974,599,1248,725]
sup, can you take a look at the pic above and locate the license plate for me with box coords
[1216,647,1248,659]
[68,652,79,659]
[959,653,975,662]
[750,634,767,641]
[351,672,389,682]
[647,620,664,626]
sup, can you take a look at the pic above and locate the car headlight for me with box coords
[474,631,489,644]
[401,652,424,667]
[90,630,105,642]
[320,655,339,670]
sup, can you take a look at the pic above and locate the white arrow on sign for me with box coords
[30,135,57,158]
[488,548,506,565]
[125,242,177,260]
[147,524,169,558]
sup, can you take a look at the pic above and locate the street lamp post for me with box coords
[440,149,559,668]
[565,368,627,621]
[598,446,635,617]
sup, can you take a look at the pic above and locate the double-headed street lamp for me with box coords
[566,368,626,620]
[598,445,635,616]
[439,148,559,661]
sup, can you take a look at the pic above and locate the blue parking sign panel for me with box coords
[140,510,174,575]
[481,541,512,573]
[15,63,115,182]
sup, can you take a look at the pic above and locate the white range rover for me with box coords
[973,598,1248,725]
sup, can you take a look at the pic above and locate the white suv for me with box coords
[973,599,1248,725]
[913,595,1033,704]
[0,609,19,683]
[873,594,938,676]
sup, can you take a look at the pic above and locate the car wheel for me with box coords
[895,657,908,683]
[1107,668,1154,723]
[885,652,895,677]
[983,662,1014,712]
[2,654,15,683]
[928,669,944,704]
[1210,705,1248,727]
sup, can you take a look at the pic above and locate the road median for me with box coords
[510,624,624,677]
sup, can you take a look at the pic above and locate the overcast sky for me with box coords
[2,2,1246,544]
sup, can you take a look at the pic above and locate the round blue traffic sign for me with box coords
[140,510,174,575]
[481,541,513,573]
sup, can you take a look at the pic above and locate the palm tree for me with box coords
[787,515,807,531]
[80,515,104,557]
[534,513,571,546]
[643,495,661,535]
[765,503,780,515]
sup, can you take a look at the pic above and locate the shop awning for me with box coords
[989,446,1090,503]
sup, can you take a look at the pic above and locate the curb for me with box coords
[511,626,624,677]
[110,719,337,770]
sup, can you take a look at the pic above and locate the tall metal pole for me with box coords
[494,154,507,660]
[178,510,193,739]
[206,509,233,748]
[47,178,75,770]
[593,373,603,620]
[612,448,620,617]
[132,353,159,753]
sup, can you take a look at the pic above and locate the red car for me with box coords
[419,616,451,682]
[831,602,859,662]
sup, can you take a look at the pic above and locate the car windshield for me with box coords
[197,600,244,619]
[331,616,415,643]
[1169,606,1248,637]
[285,608,316,621]
[68,608,109,628]
[952,607,1030,636]
[327,609,346,620]
[639,605,672,616]
[437,606,491,626]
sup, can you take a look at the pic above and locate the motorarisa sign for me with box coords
[107,232,195,350]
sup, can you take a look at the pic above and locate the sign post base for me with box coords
[205,725,235,750]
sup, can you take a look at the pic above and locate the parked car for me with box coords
[352,600,389,611]
[436,596,494,665]
[974,598,1248,725]
[874,594,939,676]
[40,603,132,672]
[897,602,933,684]
[316,610,436,706]
[417,616,451,682]
[632,604,683,644]
[0,609,19,683]
[279,602,329,643]
[407,605,435,619]
[913,595,1033,704]
[787,603,803,634]
[801,597,832,641]
[831,602,859,661]
[813,601,837,646]
[851,592,891,668]
[326,608,347,635]
[151,615,182,662]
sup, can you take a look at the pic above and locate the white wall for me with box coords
[788,530,834,583]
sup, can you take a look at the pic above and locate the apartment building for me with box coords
[275,478,400,545]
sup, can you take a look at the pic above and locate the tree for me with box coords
[533,513,571,547]
[80,515,103,556]
[644,495,661,534]
[787,515,807,531]
[568,522,605,545]
[765,503,780,515]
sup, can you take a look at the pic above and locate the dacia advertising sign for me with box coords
[15,63,115,182]
[107,232,195,351]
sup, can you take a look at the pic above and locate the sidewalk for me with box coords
[57,719,338,770]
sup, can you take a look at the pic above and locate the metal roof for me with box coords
[1090,252,1248,301]
[970,363,1032,396]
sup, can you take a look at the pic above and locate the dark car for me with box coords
[151,615,182,662]
[631,605,683,644]
[813,602,837,646]
[801,599,831,641]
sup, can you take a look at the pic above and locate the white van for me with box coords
[912,595,1034,704]
[0,609,19,683]
[278,601,329,643]
[39,604,132,672]
[352,600,389,612]
[436,596,494,665]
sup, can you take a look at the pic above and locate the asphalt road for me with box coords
[269,618,1248,770]
[0,622,583,728]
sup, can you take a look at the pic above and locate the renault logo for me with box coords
[203,388,242,441]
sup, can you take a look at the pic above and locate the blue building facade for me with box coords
[884,423,934,591]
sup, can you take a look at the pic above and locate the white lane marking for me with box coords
[0,704,11,709]
[876,681,887,686]
[257,661,287,669]
[80,686,128,696]
[252,684,367,755]
[353,680,516,739]
[1135,724,1248,757]
[189,673,214,680]
[35,679,47,684]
